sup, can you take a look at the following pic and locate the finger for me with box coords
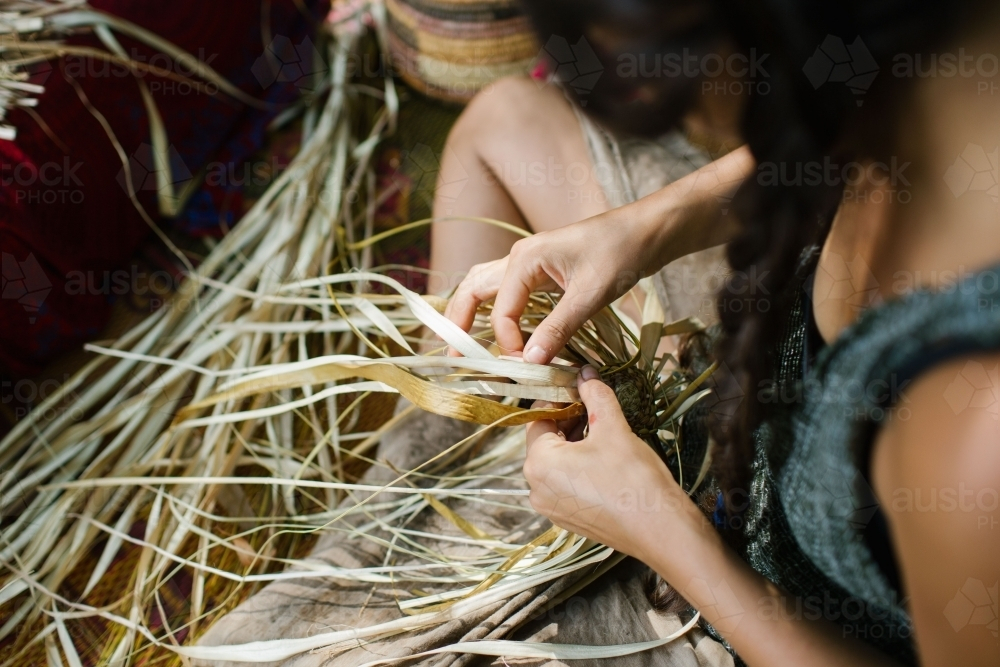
[576,365,630,433]
[526,401,564,450]
[526,418,562,450]
[489,257,543,356]
[445,258,507,333]
[520,288,599,365]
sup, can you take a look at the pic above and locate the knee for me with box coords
[447,75,567,153]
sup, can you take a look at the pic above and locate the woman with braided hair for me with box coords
[444,0,1000,664]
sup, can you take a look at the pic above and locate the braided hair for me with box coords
[521,0,990,497]
[710,0,984,496]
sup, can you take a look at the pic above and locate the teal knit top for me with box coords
[724,257,1000,665]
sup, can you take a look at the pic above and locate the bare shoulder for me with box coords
[870,351,999,666]
[872,350,1000,499]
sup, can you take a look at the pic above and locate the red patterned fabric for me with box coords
[0,0,329,377]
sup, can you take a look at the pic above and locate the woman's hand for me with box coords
[526,368,907,667]
[523,366,704,561]
[444,147,751,363]
[444,213,654,362]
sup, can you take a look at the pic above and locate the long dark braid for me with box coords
[709,0,851,497]
[709,0,984,500]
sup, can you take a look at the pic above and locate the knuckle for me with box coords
[542,315,574,344]
[453,278,473,300]
[508,238,532,259]
[467,261,488,279]
[489,308,512,330]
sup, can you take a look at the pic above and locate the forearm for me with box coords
[640,509,903,667]
[627,145,753,276]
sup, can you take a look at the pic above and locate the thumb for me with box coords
[577,366,629,433]
[522,291,598,364]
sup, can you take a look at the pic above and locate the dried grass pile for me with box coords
[0,3,714,665]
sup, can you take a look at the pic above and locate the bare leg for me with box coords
[429,76,611,295]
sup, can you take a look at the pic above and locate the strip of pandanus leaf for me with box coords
[346,216,532,251]
[401,526,563,615]
[660,361,720,423]
[177,360,582,427]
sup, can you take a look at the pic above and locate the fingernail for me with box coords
[524,345,547,364]
[580,365,599,383]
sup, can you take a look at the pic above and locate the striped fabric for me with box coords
[386,0,537,102]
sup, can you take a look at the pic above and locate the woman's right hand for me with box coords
[444,146,753,362]
[444,211,653,362]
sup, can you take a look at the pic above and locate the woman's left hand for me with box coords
[524,366,705,562]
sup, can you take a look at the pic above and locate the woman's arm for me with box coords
[445,146,752,360]
[527,367,905,667]
[871,353,1000,667]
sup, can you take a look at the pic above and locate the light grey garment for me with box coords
[574,110,729,327]
[196,406,732,667]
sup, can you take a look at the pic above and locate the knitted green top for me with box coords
[724,259,1000,665]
